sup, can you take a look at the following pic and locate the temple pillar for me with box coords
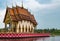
[24,26,26,33]
[21,27,23,33]
[19,21,21,33]
[5,23,7,32]
[20,23,23,33]
[19,26,21,33]
[27,23,29,33]
[11,23,14,33]
[32,27,34,33]
[24,22,26,33]
[30,25,32,32]
[16,23,19,33]
[31,23,34,33]
[5,24,7,29]
[27,27,29,33]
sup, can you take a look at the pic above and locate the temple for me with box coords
[3,6,37,33]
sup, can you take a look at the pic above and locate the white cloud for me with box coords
[19,0,60,10]
[0,9,6,28]
[52,0,60,3]
[6,0,60,10]
[0,0,60,28]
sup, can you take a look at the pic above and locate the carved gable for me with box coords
[4,11,11,24]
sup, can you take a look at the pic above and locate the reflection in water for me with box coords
[0,38,37,41]
[0,36,60,41]
[0,37,49,41]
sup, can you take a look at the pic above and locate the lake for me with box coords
[19,36,60,41]
[0,36,60,41]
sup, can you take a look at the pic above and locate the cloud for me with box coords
[0,9,6,28]
[21,0,60,12]
[0,0,60,10]
[0,0,60,29]
[52,0,60,3]
[3,0,59,11]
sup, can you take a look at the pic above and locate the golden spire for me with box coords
[12,2,14,7]
[22,0,23,8]
[15,2,17,7]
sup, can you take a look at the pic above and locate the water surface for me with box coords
[0,36,60,41]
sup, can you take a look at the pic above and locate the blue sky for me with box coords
[0,0,60,29]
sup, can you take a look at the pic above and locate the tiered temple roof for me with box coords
[3,6,37,26]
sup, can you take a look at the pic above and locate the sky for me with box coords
[0,0,60,29]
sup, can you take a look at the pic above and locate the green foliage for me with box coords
[34,28,60,35]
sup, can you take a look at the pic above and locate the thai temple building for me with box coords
[0,1,50,41]
[3,5,37,33]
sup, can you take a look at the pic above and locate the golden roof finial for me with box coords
[12,2,14,8]
[15,2,17,7]
[22,0,23,8]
